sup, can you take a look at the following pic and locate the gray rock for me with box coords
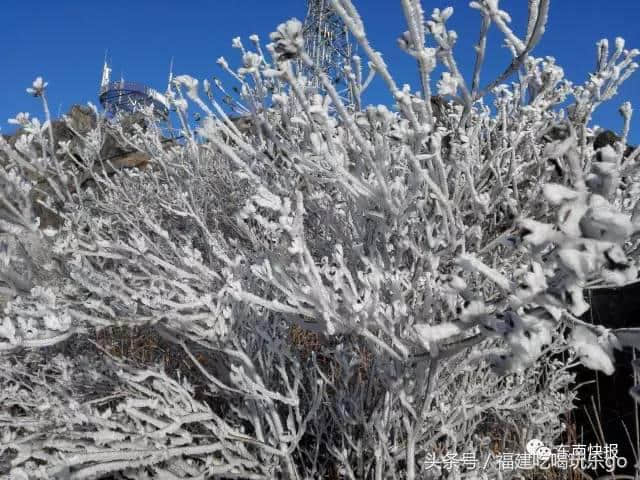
[1,105,153,229]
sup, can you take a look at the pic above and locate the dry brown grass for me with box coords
[288,323,326,361]
[288,324,373,385]
[94,325,178,368]
[91,325,222,394]
[91,324,591,479]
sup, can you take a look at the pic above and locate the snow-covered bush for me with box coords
[2,0,640,478]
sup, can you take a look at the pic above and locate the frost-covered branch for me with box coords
[0,1,639,478]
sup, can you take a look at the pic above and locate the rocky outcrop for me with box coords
[1,105,96,162]
[1,106,155,228]
[2,105,155,167]
[593,129,636,160]
[71,151,150,192]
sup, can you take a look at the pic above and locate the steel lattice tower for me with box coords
[303,0,354,87]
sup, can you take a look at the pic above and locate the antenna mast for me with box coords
[303,0,354,87]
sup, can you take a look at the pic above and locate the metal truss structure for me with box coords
[303,0,354,87]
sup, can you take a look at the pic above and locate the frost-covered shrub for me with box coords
[2,0,640,478]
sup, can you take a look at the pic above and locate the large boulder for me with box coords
[2,105,152,167]
[1,105,153,229]
[1,105,97,162]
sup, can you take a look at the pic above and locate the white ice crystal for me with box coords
[569,325,615,375]
[415,321,462,344]
[437,72,459,96]
[269,18,304,61]
[26,76,47,97]
[0,317,17,344]
[1,1,638,477]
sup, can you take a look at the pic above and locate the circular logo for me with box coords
[526,439,543,455]
[526,439,552,460]
[536,446,552,461]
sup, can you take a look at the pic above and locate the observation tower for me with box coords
[99,61,170,121]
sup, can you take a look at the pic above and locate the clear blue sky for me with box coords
[1,1,639,143]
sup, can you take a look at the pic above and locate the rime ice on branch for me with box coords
[1,1,640,478]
